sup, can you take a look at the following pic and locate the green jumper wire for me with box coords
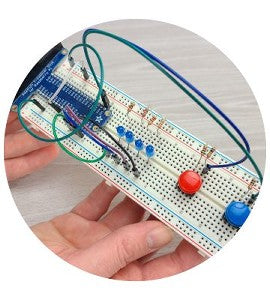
[17,43,104,143]
[52,113,106,163]
[82,29,263,185]
[16,29,262,189]
[17,43,107,163]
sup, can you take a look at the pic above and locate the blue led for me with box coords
[224,201,251,228]
[135,139,144,152]
[125,131,134,144]
[116,125,126,137]
[145,145,155,158]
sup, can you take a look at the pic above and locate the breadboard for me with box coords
[15,55,260,257]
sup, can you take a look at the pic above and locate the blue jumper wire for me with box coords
[83,28,251,170]
[82,28,251,170]
[127,41,250,169]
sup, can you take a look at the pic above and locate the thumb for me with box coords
[67,221,173,278]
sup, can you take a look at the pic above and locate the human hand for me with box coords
[32,181,205,280]
[4,112,59,181]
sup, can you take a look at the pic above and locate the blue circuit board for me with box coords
[13,50,111,128]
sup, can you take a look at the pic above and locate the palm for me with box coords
[32,181,205,280]
[6,112,204,279]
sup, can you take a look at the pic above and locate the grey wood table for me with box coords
[9,20,266,256]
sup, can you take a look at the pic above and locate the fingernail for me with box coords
[147,226,173,249]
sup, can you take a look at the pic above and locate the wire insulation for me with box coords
[62,109,113,153]
[49,63,77,104]
[52,113,107,163]
[129,42,251,167]
[16,29,262,186]
[84,117,137,171]
[17,43,104,143]
[65,106,127,162]
[82,28,262,183]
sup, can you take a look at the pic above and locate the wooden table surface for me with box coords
[9,20,266,257]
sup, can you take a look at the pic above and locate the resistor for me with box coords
[141,106,150,122]
[196,144,208,168]
[204,147,216,164]
[240,178,257,204]
[147,115,157,128]
[127,102,135,115]
[156,118,166,134]
[201,144,208,154]
[248,178,256,190]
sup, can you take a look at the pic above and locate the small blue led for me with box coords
[145,145,155,160]
[135,139,144,151]
[224,201,251,228]
[135,139,144,155]
[125,131,134,149]
[116,125,126,137]
[125,131,134,143]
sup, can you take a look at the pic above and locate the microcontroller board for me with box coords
[12,48,261,257]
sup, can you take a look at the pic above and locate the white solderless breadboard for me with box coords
[19,59,260,257]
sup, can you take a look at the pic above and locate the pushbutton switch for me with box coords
[224,201,251,228]
[178,170,202,194]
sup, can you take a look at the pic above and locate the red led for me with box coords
[178,170,202,194]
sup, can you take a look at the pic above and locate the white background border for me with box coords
[1,1,269,299]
